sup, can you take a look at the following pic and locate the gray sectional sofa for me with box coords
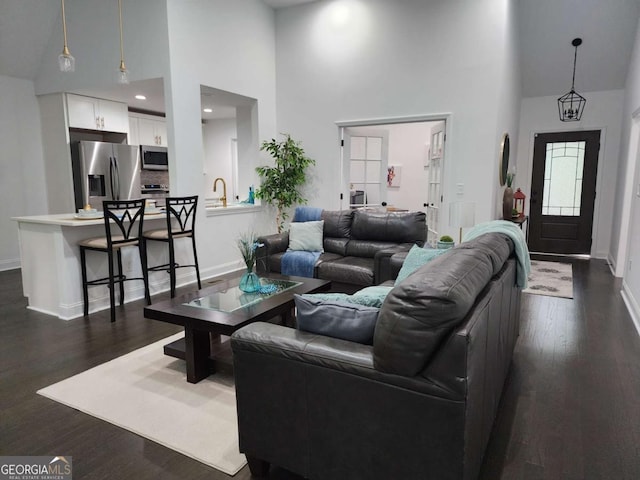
[232,232,522,480]
[256,209,427,291]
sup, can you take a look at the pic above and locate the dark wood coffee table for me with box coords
[143,274,331,383]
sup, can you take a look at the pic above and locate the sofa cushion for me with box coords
[324,237,349,256]
[322,210,353,238]
[295,294,379,345]
[374,235,503,376]
[289,220,324,252]
[395,245,447,285]
[346,240,409,258]
[351,210,426,243]
[317,256,375,286]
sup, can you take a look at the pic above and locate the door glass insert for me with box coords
[542,141,585,216]
[349,135,384,208]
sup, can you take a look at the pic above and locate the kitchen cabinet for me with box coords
[129,113,167,146]
[66,93,129,133]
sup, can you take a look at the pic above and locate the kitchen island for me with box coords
[12,213,172,320]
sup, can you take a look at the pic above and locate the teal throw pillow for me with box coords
[351,285,393,307]
[289,220,324,252]
[395,245,447,285]
[294,294,379,345]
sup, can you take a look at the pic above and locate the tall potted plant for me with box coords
[255,134,316,233]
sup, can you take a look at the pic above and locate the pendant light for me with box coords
[117,0,129,84]
[557,38,586,122]
[58,0,75,72]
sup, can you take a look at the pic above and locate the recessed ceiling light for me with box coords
[135,94,146,100]
[203,108,213,113]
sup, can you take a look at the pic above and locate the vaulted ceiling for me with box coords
[0,0,638,99]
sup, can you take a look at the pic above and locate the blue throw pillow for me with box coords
[294,294,379,345]
[395,245,447,285]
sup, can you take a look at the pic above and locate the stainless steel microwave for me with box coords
[140,145,168,170]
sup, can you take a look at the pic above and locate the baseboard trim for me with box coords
[621,280,640,338]
[607,253,618,277]
[0,258,21,272]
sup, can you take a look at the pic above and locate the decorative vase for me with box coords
[239,270,261,293]
[503,186,514,220]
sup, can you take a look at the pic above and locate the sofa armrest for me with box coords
[374,244,413,284]
[256,232,289,273]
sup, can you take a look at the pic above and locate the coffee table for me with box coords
[143,274,331,383]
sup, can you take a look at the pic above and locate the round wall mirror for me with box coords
[499,133,510,186]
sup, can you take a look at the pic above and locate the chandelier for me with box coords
[557,38,586,122]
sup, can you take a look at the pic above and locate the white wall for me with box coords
[0,76,48,270]
[616,16,640,334]
[274,0,521,238]
[202,118,237,201]
[515,90,624,259]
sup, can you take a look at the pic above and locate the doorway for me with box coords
[528,130,600,254]
[338,118,447,245]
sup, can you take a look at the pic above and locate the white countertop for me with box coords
[11,212,166,227]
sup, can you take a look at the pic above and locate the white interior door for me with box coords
[343,128,389,208]
[426,122,446,245]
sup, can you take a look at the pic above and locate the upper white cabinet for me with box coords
[66,93,129,133]
[128,113,167,146]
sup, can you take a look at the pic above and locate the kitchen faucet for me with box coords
[213,177,227,207]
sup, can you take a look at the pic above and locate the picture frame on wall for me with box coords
[387,165,402,187]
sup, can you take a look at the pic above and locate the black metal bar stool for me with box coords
[143,195,201,298]
[79,199,151,322]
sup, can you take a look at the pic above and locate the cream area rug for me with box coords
[37,333,246,476]
[523,260,573,299]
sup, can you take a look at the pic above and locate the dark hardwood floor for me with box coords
[1,258,639,479]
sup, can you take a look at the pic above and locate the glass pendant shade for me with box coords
[116,0,129,84]
[59,0,74,72]
[117,61,129,84]
[58,48,75,72]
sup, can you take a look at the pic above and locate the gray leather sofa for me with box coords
[256,209,426,291]
[231,232,521,480]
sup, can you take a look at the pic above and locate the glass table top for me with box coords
[183,278,302,313]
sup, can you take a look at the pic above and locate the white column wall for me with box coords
[616,16,640,334]
[165,0,277,276]
[0,76,48,270]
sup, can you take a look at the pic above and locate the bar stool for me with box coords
[143,195,201,298]
[79,199,151,323]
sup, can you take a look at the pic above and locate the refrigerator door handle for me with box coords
[109,157,118,200]
[113,157,121,200]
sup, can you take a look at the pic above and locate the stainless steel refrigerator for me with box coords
[71,141,141,211]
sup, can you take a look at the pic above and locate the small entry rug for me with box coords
[523,260,573,299]
[37,333,246,475]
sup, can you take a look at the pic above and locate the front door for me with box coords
[528,130,600,254]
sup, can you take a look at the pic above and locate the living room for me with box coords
[2,0,640,478]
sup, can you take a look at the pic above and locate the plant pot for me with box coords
[437,240,454,250]
[239,271,261,293]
